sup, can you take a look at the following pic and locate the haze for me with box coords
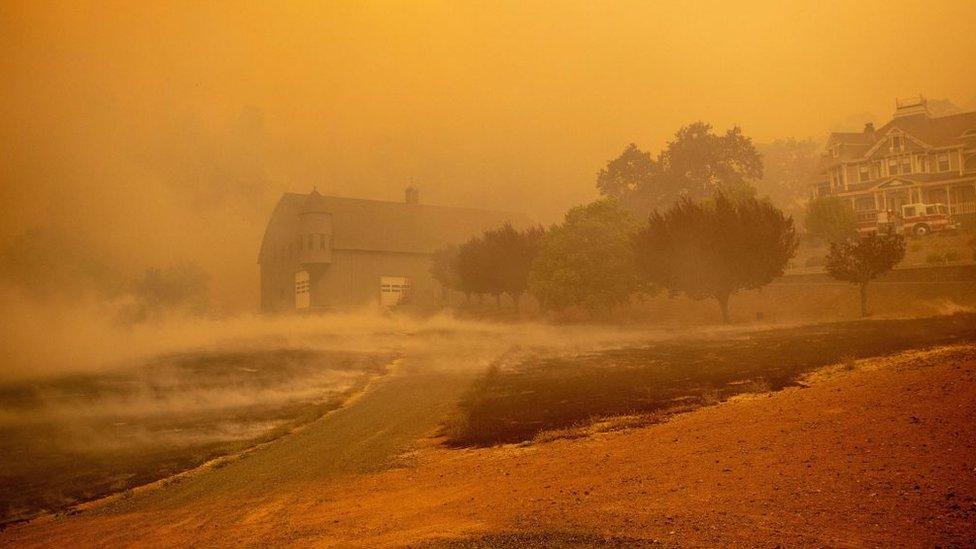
[2,1,974,311]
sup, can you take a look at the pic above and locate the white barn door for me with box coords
[380,276,410,307]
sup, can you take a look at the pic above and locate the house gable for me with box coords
[864,127,931,159]
[877,177,918,189]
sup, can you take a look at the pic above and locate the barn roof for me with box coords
[259,191,531,262]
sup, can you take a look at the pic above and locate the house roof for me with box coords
[875,111,976,147]
[827,111,976,157]
[258,192,532,262]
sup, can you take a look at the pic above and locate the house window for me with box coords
[891,135,903,151]
[937,153,950,172]
[900,156,911,174]
[858,165,870,182]
[854,196,875,211]
[917,155,927,173]
[319,234,326,250]
[888,158,899,175]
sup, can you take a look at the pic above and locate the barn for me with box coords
[258,188,529,312]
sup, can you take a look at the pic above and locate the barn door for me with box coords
[295,270,310,309]
[380,276,410,307]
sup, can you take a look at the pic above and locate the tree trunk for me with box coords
[717,293,731,324]
[859,282,869,317]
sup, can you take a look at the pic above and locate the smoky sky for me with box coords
[1,1,975,311]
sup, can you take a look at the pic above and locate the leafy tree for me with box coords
[456,235,493,302]
[454,224,546,308]
[804,196,857,243]
[825,234,905,317]
[633,193,798,323]
[597,122,763,217]
[661,122,762,200]
[430,244,461,302]
[480,223,545,310]
[596,143,656,201]
[754,138,820,217]
[528,199,641,315]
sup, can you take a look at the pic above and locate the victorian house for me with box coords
[815,97,976,227]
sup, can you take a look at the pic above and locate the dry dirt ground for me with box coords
[4,345,975,547]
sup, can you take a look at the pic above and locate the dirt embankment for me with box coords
[5,345,975,547]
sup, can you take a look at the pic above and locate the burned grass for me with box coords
[0,349,393,526]
[444,313,976,447]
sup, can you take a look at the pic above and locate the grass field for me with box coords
[0,349,393,525]
[444,313,976,446]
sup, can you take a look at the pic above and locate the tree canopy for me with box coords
[825,234,905,317]
[598,122,764,216]
[451,223,544,308]
[596,143,655,201]
[482,223,545,308]
[633,193,797,323]
[804,196,858,243]
[430,244,461,297]
[754,138,821,218]
[528,199,641,315]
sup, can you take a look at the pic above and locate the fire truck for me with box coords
[859,202,961,236]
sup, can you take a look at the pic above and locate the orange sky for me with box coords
[1,1,974,309]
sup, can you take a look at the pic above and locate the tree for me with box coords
[754,138,820,218]
[633,193,798,323]
[597,122,763,217]
[825,234,905,317]
[528,199,641,315]
[804,196,857,243]
[456,235,493,302]
[430,244,461,302]
[661,122,762,200]
[596,143,656,201]
[480,223,545,310]
[454,224,545,308]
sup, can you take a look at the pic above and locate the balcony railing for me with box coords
[950,202,976,215]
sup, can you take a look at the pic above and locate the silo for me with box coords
[298,190,333,267]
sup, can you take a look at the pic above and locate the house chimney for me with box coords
[405,186,419,204]
[864,122,876,139]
